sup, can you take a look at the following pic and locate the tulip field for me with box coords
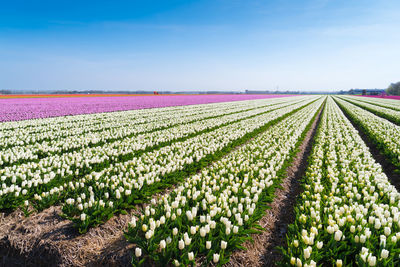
[1,94,400,266]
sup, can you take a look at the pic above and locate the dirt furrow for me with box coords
[334,98,400,191]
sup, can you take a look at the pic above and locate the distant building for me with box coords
[349,89,385,95]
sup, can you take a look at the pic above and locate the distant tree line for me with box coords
[338,89,384,95]
[386,82,400,96]
[0,89,12,94]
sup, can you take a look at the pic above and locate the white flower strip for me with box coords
[0,97,316,211]
[335,97,400,169]
[0,97,300,146]
[338,96,400,124]
[0,98,307,187]
[0,97,306,165]
[124,98,324,266]
[283,97,400,266]
[350,97,400,112]
[58,97,320,232]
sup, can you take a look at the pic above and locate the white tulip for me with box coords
[213,253,220,263]
[221,240,227,250]
[381,249,389,259]
[367,255,376,266]
[159,240,166,249]
[135,247,142,257]
[303,247,310,259]
[188,252,194,261]
[173,227,178,236]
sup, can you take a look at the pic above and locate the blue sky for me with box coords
[1,0,400,92]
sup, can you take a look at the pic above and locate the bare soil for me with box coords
[0,205,135,267]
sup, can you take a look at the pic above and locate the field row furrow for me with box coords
[353,97,400,112]
[338,96,400,125]
[124,97,325,266]
[334,97,400,170]
[282,97,400,266]
[54,97,321,232]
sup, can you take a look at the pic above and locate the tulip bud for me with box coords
[221,240,227,250]
[188,252,194,261]
[304,247,310,259]
[226,227,231,235]
[384,227,391,236]
[190,226,196,235]
[334,230,342,241]
[145,230,153,239]
[160,240,166,249]
[129,217,136,228]
[368,255,376,266]
[200,227,206,237]
[179,239,185,250]
[381,249,389,259]
[135,247,142,257]
[213,253,220,263]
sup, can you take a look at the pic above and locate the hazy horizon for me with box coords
[1,0,399,92]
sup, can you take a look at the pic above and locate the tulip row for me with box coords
[1,94,288,122]
[338,96,400,125]
[1,96,265,132]
[334,97,400,170]
[58,97,320,232]
[0,96,299,150]
[124,97,325,266]
[0,97,315,213]
[0,97,304,167]
[353,97,400,112]
[0,97,315,212]
[282,97,400,267]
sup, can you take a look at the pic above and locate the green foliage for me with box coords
[386,82,400,96]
